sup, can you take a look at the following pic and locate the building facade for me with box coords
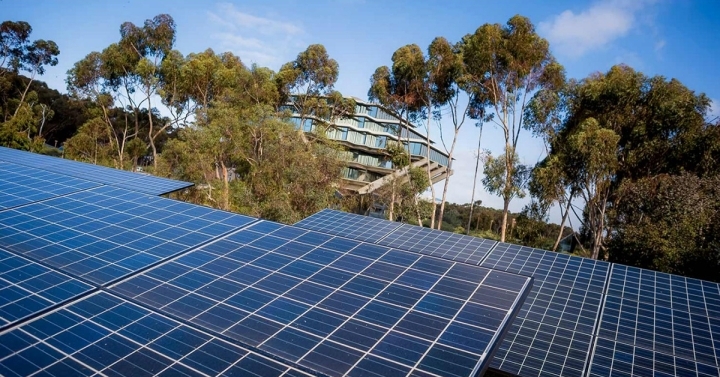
[287,97,451,194]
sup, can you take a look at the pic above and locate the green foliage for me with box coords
[609,174,720,282]
[482,148,530,202]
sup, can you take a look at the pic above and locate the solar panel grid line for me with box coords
[581,259,614,377]
[0,291,312,377]
[110,222,531,377]
[0,248,96,332]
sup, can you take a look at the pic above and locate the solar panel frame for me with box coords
[0,248,95,331]
[0,291,313,377]
[589,264,720,377]
[0,185,257,286]
[0,146,192,195]
[0,162,100,210]
[111,220,533,377]
[480,242,611,377]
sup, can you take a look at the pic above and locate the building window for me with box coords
[368,106,378,118]
[303,119,313,132]
[358,117,365,128]
[376,136,387,148]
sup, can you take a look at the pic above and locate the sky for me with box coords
[3,0,720,225]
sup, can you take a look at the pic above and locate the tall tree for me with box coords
[462,15,564,241]
[482,148,531,233]
[368,45,426,221]
[119,14,176,169]
[277,44,353,131]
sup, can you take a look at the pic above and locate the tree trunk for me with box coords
[13,74,35,118]
[466,124,484,235]
[147,92,159,170]
[426,105,436,229]
[499,143,513,241]
[500,198,510,242]
[552,198,573,252]
[388,179,395,221]
[437,127,460,230]
[220,160,229,210]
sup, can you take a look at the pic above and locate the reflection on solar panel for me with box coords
[0,162,100,209]
[0,146,192,195]
[0,186,256,285]
[0,248,94,330]
[480,242,610,377]
[0,292,312,377]
[111,221,532,377]
[295,209,497,264]
[294,208,402,243]
[588,264,720,377]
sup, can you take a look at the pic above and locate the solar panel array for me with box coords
[0,186,255,285]
[0,149,536,377]
[0,147,192,195]
[481,243,610,377]
[0,162,100,209]
[0,292,313,377]
[296,209,497,264]
[111,221,532,377]
[587,264,720,377]
[295,209,720,377]
[0,248,93,330]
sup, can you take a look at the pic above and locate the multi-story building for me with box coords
[287,96,451,194]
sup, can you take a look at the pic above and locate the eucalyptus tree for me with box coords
[462,15,564,242]
[277,44,354,131]
[368,44,425,222]
[118,14,177,169]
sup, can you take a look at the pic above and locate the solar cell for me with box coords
[295,209,497,264]
[0,162,100,209]
[0,292,312,377]
[0,248,94,330]
[294,209,402,243]
[587,338,720,377]
[0,185,256,285]
[480,242,610,377]
[0,147,192,195]
[111,221,533,377]
[590,264,720,376]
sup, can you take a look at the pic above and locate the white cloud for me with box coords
[207,3,304,67]
[654,39,666,51]
[539,0,657,58]
[708,98,720,123]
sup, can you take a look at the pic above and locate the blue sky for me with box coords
[4,0,720,224]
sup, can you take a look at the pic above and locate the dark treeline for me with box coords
[1,16,718,281]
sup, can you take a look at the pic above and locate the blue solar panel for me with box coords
[0,248,94,330]
[294,209,402,243]
[0,292,312,377]
[0,147,192,195]
[589,264,720,377]
[111,221,532,377]
[480,242,611,377]
[0,162,100,209]
[295,209,497,264]
[0,186,256,285]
